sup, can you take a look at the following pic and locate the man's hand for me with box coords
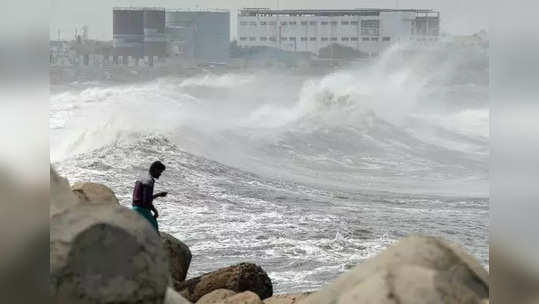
[153,192,168,198]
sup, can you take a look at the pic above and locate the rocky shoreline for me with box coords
[50,167,489,304]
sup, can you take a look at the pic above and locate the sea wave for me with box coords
[50,44,489,195]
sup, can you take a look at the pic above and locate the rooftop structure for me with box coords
[239,8,438,16]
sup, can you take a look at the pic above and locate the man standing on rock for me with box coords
[132,161,168,232]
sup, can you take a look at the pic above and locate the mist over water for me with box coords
[50,43,489,292]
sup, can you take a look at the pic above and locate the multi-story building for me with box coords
[112,8,230,65]
[237,8,440,56]
[166,10,230,62]
[113,7,166,65]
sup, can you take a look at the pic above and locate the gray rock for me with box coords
[217,291,263,304]
[72,182,119,205]
[165,287,193,304]
[162,232,192,282]
[299,235,489,304]
[50,166,79,217]
[263,293,312,304]
[196,289,237,304]
[338,265,483,304]
[50,203,169,304]
[174,263,273,302]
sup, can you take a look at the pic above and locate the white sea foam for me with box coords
[179,73,255,88]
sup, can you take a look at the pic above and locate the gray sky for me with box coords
[50,0,488,41]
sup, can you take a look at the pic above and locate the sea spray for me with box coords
[51,43,488,194]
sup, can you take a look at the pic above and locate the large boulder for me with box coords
[197,289,237,304]
[50,166,80,217]
[50,202,169,304]
[165,287,193,304]
[217,291,263,304]
[299,236,489,304]
[72,182,119,205]
[162,232,192,282]
[263,293,312,304]
[338,264,483,304]
[174,263,273,302]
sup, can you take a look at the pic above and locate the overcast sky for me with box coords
[50,0,488,41]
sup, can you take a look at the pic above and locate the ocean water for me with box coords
[50,44,489,293]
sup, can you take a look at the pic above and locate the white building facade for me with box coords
[237,9,440,56]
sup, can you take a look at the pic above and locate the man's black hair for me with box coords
[150,161,166,172]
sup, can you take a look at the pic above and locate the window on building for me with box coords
[281,21,287,25]
[321,37,328,41]
[240,37,247,41]
[249,37,256,41]
[341,21,349,25]
[382,37,390,41]
[281,37,287,41]
[362,37,369,41]
[301,21,308,25]
[412,16,439,36]
[260,37,268,41]
[289,37,296,40]
[310,37,317,41]
[240,22,248,26]
[330,21,338,25]
[269,36,276,41]
[342,37,349,41]
[260,21,267,25]
[351,21,359,25]
[269,21,276,25]
[371,37,379,41]
[330,37,337,41]
[361,20,380,36]
[351,37,358,41]
[310,21,317,25]
[289,21,297,25]
[250,22,257,26]
[301,37,307,41]
[321,21,328,25]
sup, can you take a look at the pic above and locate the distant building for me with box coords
[50,39,114,67]
[113,7,166,66]
[450,30,488,48]
[237,8,440,57]
[50,40,73,66]
[166,10,230,62]
[112,8,230,64]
